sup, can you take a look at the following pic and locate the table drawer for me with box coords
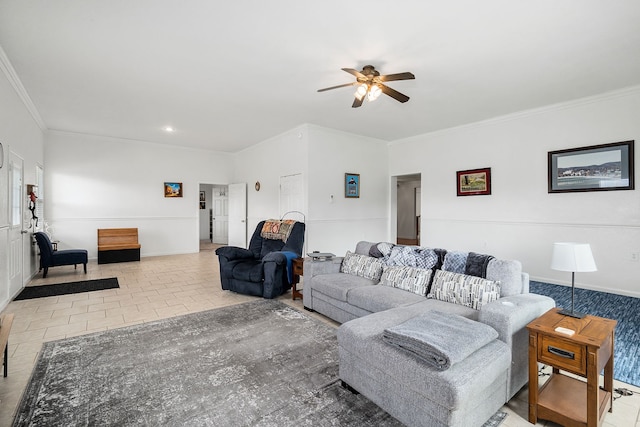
[539,335,586,375]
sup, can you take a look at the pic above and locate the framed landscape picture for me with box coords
[164,182,183,198]
[548,140,634,193]
[457,168,491,196]
[345,173,360,198]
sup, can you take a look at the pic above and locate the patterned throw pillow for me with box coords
[387,246,439,269]
[428,270,501,310]
[442,251,468,274]
[340,251,384,281]
[380,266,433,296]
[415,248,439,269]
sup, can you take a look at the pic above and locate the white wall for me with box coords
[232,125,309,237]
[306,125,389,256]
[389,86,640,297]
[45,131,234,258]
[232,124,390,257]
[0,59,45,309]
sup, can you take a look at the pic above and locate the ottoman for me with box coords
[338,308,511,427]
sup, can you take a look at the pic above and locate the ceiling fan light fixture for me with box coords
[354,83,368,101]
[318,65,414,107]
[367,84,382,102]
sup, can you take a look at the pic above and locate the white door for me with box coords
[228,183,247,248]
[279,173,304,220]
[212,187,229,244]
[8,151,24,296]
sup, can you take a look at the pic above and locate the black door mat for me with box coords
[14,277,119,300]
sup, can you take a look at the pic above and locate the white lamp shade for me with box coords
[551,242,597,272]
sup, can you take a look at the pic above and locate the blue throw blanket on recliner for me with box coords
[281,251,298,283]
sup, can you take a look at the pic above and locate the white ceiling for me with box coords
[1,1,640,153]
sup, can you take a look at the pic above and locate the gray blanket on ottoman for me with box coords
[382,310,499,370]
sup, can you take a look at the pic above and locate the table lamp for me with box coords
[550,242,597,319]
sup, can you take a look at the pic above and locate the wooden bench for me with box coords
[97,228,141,264]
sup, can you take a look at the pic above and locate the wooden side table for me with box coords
[527,308,616,427]
[291,258,304,300]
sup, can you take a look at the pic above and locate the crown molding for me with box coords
[391,84,640,145]
[0,44,47,130]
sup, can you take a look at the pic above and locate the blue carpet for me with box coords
[530,281,639,387]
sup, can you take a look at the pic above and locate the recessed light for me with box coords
[163,126,175,133]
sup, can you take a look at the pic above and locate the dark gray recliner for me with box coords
[215,220,305,299]
[34,232,88,278]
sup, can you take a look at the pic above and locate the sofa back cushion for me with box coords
[341,251,384,281]
[380,266,433,296]
[428,270,501,310]
[486,259,523,296]
[355,241,377,256]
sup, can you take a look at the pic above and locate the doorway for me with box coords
[198,184,228,251]
[396,173,421,246]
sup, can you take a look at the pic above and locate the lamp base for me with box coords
[558,308,586,319]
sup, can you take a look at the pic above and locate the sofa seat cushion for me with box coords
[347,285,426,313]
[309,273,376,302]
[405,299,481,321]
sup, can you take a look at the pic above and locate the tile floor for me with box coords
[1,245,639,426]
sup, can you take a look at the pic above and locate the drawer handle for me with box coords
[548,346,575,359]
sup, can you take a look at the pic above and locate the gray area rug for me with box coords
[14,300,506,426]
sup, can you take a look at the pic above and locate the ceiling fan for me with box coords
[318,65,415,108]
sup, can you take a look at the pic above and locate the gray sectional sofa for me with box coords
[303,241,555,427]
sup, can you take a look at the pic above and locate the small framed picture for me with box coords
[456,168,491,196]
[345,173,360,198]
[548,140,634,193]
[164,182,183,198]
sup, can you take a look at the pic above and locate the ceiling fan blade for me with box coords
[342,68,366,79]
[317,82,357,92]
[352,96,364,108]
[379,72,415,82]
[379,84,410,103]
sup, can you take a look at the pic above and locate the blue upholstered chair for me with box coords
[34,232,88,278]
[215,220,305,299]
